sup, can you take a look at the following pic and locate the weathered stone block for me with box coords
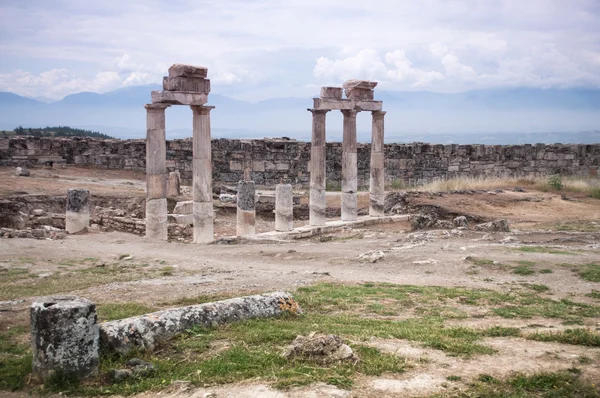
[15,167,30,176]
[320,87,343,100]
[31,296,99,380]
[66,189,90,234]
[163,76,211,93]
[342,79,378,90]
[344,88,375,100]
[151,91,208,106]
[168,64,208,79]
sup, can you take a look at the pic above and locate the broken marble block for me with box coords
[168,64,208,79]
[343,79,378,100]
[163,76,211,93]
[343,79,378,90]
[320,87,343,100]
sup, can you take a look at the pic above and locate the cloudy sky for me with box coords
[0,0,599,101]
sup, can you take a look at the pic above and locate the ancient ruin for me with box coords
[145,64,214,243]
[308,80,386,225]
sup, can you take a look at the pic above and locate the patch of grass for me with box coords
[0,326,32,391]
[0,261,169,301]
[527,328,600,347]
[0,267,32,282]
[585,290,600,300]
[556,222,600,232]
[524,283,550,292]
[479,326,521,338]
[446,371,600,397]
[446,375,462,381]
[589,187,600,199]
[539,268,554,274]
[515,246,579,255]
[512,266,535,276]
[97,303,156,322]
[578,263,600,282]
[159,266,175,276]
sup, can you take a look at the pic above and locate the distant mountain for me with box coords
[0,86,598,142]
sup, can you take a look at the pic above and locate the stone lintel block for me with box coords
[345,87,375,101]
[168,63,208,79]
[320,87,343,100]
[312,98,382,111]
[163,76,211,93]
[152,91,208,106]
[343,79,378,90]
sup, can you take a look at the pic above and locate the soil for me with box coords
[1,165,599,397]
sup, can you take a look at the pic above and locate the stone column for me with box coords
[31,296,99,381]
[191,105,215,243]
[308,109,329,226]
[341,109,359,221]
[275,183,293,231]
[369,111,386,217]
[65,189,90,234]
[167,171,181,197]
[236,180,255,236]
[145,103,169,240]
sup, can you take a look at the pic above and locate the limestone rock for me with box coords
[163,76,211,93]
[283,333,358,364]
[474,219,510,232]
[320,87,343,100]
[358,250,385,263]
[453,216,468,228]
[30,296,99,380]
[15,167,30,176]
[342,79,378,90]
[32,209,46,217]
[168,64,208,79]
[410,214,437,230]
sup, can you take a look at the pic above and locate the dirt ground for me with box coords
[1,166,600,397]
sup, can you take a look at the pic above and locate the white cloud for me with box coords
[0,0,598,99]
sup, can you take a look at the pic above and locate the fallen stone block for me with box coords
[342,79,378,90]
[15,167,30,176]
[100,291,301,354]
[453,216,468,228]
[474,219,510,232]
[168,64,208,79]
[173,200,193,214]
[283,333,358,364]
[358,250,385,263]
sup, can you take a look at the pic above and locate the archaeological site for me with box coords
[1,64,600,397]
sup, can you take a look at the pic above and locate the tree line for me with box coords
[2,126,114,139]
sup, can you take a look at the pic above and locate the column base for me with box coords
[146,198,168,240]
[309,188,327,226]
[193,202,214,243]
[341,192,358,221]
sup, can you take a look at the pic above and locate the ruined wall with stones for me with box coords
[1,137,599,187]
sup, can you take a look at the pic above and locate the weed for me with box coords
[515,246,578,255]
[586,290,600,300]
[97,303,155,321]
[513,266,535,276]
[590,187,600,199]
[527,328,600,347]
[525,284,550,293]
[0,326,31,391]
[547,175,564,190]
[159,266,175,276]
[578,263,600,282]
[446,375,462,381]
[539,268,554,274]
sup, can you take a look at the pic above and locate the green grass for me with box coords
[6,282,600,396]
[578,263,600,282]
[527,328,600,347]
[515,246,579,255]
[0,326,32,391]
[539,268,554,274]
[589,187,600,199]
[586,290,600,299]
[512,266,536,275]
[524,284,550,292]
[97,303,156,322]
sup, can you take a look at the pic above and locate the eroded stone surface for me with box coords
[283,333,358,364]
[100,292,300,354]
[30,296,99,380]
[474,219,510,232]
[168,64,208,79]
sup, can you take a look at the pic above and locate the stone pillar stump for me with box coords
[236,180,256,236]
[30,296,99,381]
[275,183,294,231]
[65,189,90,234]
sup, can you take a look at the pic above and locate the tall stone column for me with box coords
[308,109,329,226]
[341,109,359,221]
[369,111,386,217]
[145,103,169,240]
[191,105,215,243]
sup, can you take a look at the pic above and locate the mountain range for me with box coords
[0,85,599,144]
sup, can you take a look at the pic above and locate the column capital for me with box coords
[372,110,387,117]
[307,108,330,115]
[341,109,360,117]
[145,103,170,110]
[190,105,215,115]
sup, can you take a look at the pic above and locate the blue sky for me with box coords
[1,0,599,101]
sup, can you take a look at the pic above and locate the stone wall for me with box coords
[1,137,598,187]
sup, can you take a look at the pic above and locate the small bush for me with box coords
[547,175,564,190]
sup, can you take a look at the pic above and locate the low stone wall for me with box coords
[1,137,598,187]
